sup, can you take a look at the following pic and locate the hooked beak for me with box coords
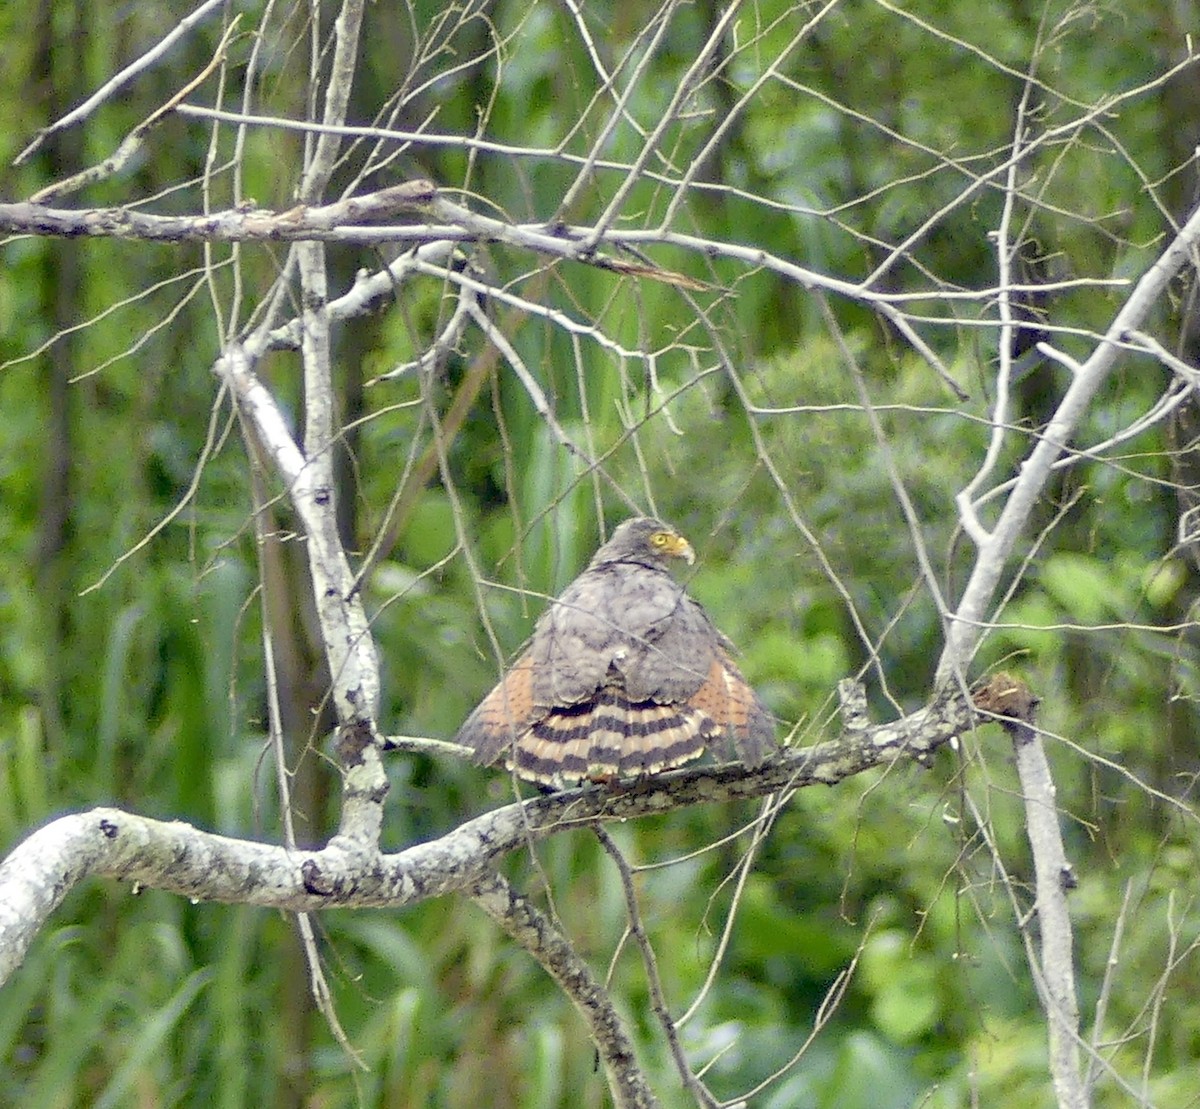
[664,534,695,565]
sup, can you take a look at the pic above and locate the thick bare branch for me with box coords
[470,868,660,1109]
[216,342,385,845]
[0,182,437,243]
[975,675,1084,1109]
[0,689,973,987]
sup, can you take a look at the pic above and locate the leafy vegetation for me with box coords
[2,0,1200,1105]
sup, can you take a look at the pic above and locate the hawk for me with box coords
[455,516,774,785]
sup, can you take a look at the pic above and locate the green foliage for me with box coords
[2,0,1200,1105]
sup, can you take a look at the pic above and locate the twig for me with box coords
[1085,881,1133,1096]
[556,0,678,221]
[374,282,473,380]
[15,0,227,164]
[595,828,717,1108]
[408,256,646,360]
[732,943,862,1101]
[463,297,605,476]
[955,74,1035,545]
[31,17,242,203]
[676,804,770,1029]
[580,0,740,249]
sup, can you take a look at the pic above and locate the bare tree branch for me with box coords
[1016,727,1084,1109]
[14,0,227,165]
[596,827,718,1108]
[297,0,365,203]
[0,182,437,243]
[30,17,242,205]
[469,867,660,1109]
[0,689,974,987]
[975,675,1083,1109]
[216,343,385,846]
[940,199,1200,684]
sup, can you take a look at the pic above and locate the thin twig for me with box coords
[677,802,771,1029]
[1085,881,1133,1096]
[15,0,227,164]
[31,17,242,203]
[595,827,718,1108]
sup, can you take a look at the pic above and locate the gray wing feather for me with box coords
[620,595,718,702]
[530,562,687,705]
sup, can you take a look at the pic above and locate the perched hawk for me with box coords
[456,516,774,785]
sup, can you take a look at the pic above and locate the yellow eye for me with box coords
[650,532,669,547]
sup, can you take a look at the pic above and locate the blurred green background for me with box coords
[2,1,1200,1105]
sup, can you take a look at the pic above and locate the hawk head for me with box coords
[590,516,695,570]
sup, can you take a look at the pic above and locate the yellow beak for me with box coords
[663,534,695,565]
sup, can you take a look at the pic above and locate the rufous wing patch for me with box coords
[687,653,773,766]
[455,653,540,765]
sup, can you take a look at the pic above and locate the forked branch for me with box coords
[0,686,975,987]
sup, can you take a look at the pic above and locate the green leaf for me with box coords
[1039,552,1130,624]
[860,930,941,1042]
[93,969,212,1109]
